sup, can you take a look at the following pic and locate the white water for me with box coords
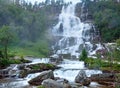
[54,59,102,82]
[0,58,103,88]
[25,57,50,64]
[52,2,104,58]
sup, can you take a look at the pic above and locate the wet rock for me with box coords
[42,79,64,88]
[42,79,71,88]
[55,78,69,84]
[70,83,82,88]
[50,54,63,63]
[96,49,107,58]
[90,73,115,82]
[75,70,91,86]
[90,73,115,86]
[19,63,58,78]
[28,70,54,85]
[55,78,71,88]
[17,64,25,70]
[0,68,10,78]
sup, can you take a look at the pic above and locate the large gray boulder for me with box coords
[42,79,71,88]
[42,79,64,88]
[75,70,90,86]
[28,70,54,85]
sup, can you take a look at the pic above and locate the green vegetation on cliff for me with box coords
[83,0,120,42]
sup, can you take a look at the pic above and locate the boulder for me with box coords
[90,73,116,86]
[42,79,64,88]
[19,63,58,78]
[50,54,63,63]
[90,73,115,82]
[75,70,90,86]
[42,79,71,88]
[28,70,54,85]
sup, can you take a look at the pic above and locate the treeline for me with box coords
[82,0,120,42]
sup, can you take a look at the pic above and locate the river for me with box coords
[0,57,108,88]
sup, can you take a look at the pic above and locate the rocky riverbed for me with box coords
[0,57,119,88]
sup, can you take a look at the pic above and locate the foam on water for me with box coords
[54,59,102,82]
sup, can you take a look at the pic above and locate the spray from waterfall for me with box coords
[52,2,104,58]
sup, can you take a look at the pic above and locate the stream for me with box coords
[0,57,107,88]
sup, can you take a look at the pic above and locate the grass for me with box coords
[37,85,45,88]
[9,47,45,57]
[85,58,120,71]
[8,40,50,58]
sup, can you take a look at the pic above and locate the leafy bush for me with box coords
[0,57,31,69]
[0,58,10,68]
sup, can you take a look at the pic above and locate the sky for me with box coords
[24,0,81,4]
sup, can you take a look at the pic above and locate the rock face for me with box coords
[42,79,71,88]
[28,70,54,85]
[75,70,90,86]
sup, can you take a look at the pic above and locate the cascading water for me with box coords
[52,2,104,58]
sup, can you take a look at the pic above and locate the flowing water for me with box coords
[0,58,104,88]
[52,2,104,58]
[0,1,107,88]
[54,59,102,82]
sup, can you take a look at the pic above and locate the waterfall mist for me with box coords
[52,1,104,58]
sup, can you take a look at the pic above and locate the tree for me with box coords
[79,48,88,61]
[0,25,14,59]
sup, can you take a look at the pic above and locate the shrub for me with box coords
[79,49,88,61]
[0,58,10,68]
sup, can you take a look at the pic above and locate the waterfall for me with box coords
[52,2,104,58]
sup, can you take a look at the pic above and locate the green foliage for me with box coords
[0,58,20,69]
[0,57,31,69]
[0,1,53,57]
[83,0,120,42]
[8,40,50,57]
[32,65,40,70]
[85,58,120,71]
[116,39,120,46]
[37,85,45,88]
[0,25,16,59]
[85,58,102,69]
[79,49,88,61]
[30,63,55,70]
[0,58,10,68]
